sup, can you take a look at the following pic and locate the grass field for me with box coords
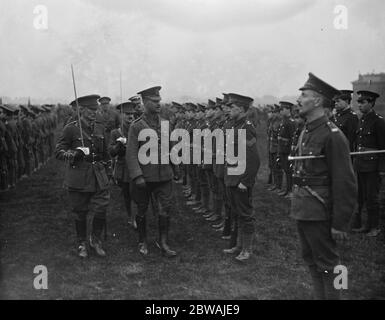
[0,125,384,300]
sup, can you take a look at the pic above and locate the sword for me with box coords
[288,149,385,161]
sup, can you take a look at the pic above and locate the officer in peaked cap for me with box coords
[332,90,358,151]
[291,73,357,299]
[126,86,178,258]
[223,93,260,262]
[353,90,385,237]
[55,94,111,259]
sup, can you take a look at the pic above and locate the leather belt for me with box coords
[292,176,329,187]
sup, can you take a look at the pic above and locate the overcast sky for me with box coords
[1,0,384,104]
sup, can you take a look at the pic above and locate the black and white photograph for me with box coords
[0,0,384,304]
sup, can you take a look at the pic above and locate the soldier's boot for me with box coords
[308,266,325,300]
[235,233,254,262]
[158,216,177,258]
[208,198,222,223]
[223,227,241,254]
[136,215,148,255]
[275,172,283,191]
[90,218,106,257]
[221,217,232,239]
[75,219,88,258]
[322,271,341,300]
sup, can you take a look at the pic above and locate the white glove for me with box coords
[117,137,127,145]
[76,147,90,155]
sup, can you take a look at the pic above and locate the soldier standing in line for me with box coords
[4,105,19,188]
[277,101,296,197]
[181,103,194,199]
[30,107,41,172]
[267,105,282,192]
[185,103,202,207]
[173,102,187,186]
[109,102,137,228]
[202,98,224,225]
[0,105,10,192]
[266,105,274,185]
[290,73,357,299]
[212,94,233,238]
[223,93,260,262]
[55,94,110,258]
[352,90,385,237]
[19,105,33,177]
[14,106,25,180]
[126,86,178,258]
[192,101,214,217]
[332,90,358,152]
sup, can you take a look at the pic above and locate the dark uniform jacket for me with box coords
[354,110,385,173]
[126,113,174,182]
[224,115,260,188]
[108,125,130,183]
[55,119,110,192]
[278,117,296,154]
[0,120,9,155]
[290,115,357,231]
[213,116,233,179]
[269,117,281,153]
[333,107,358,151]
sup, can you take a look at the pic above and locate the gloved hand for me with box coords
[116,137,127,145]
[134,176,146,189]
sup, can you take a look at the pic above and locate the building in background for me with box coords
[352,73,385,115]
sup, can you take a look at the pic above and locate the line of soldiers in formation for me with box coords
[6,73,383,299]
[265,88,385,238]
[0,103,58,192]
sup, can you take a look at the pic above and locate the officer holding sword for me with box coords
[55,94,111,259]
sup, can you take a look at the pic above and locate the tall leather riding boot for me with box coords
[275,171,283,190]
[222,216,231,238]
[136,215,148,255]
[235,232,254,261]
[158,216,177,258]
[323,271,341,300]
[90,217,106,257]
[308,266,325,300]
